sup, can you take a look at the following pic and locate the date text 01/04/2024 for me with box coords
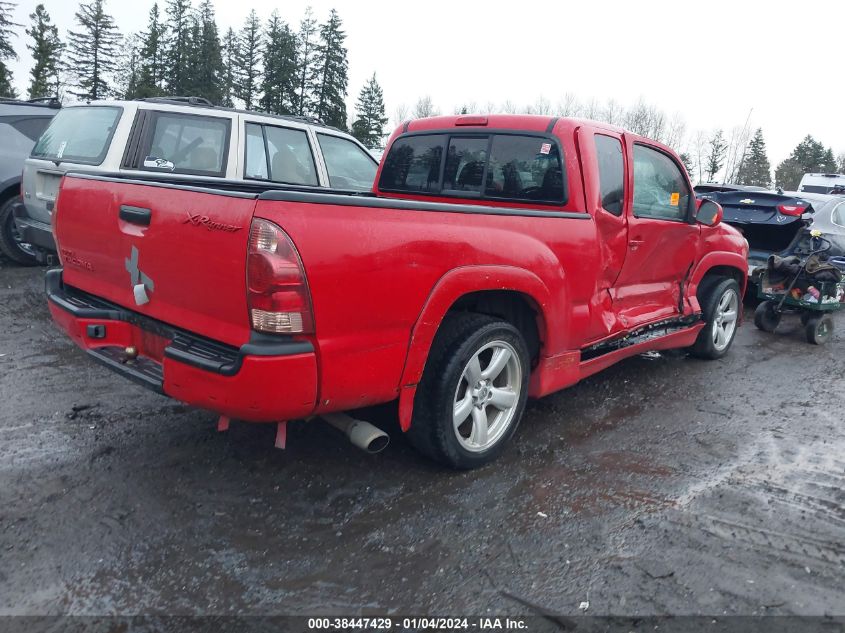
[306,617,529,630]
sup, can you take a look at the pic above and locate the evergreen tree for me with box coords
[735,128,772,188]
[704,129,726,182]
[775,135,838,190]
[234,9,261,109]
[259,11,296,115]
[294,6,318,116]
[192,0,223,104]
[135,3,166,98]
[65,0,121,100]
[351,73,387,149]
[164,0,191,94]
[25,4,62,99]
[115,32,142,99]
[220,26,237,107]
[0,1,19,98]
[679,152,695,181]
[312,9,348,128]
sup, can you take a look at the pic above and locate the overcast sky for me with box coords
[5,0,844,166]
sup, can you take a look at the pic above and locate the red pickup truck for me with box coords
[47,114,748,468]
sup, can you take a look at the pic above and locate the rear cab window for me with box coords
[31,106,122,165]
[316,133,377,191]
[594,134,625,216]
[244,122,318,186]
[136,111,231,176]
[379,132,566,205]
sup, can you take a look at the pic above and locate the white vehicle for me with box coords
[16,97,378,261]
[798,173,845,195]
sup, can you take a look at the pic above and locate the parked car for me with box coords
[0,97,60,264]
[798,173,845,194]
[696,188,845,277]
[16,96,378,263]
[694,183,769,195]
[46,114,747,468]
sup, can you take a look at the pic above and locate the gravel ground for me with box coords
[1,261,843,620]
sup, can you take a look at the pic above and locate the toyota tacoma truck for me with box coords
[46,114,748,469]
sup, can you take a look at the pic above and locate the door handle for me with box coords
[629,238,645,248]
[119,205,152,226]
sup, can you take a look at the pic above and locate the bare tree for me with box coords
[663,113,687,151]
[391,102,409,127]
[500,99,518,114]
[556,92,581,117]
[412,95,439,118]
[528,95,552,115]
[582,97,600,120]
[692,130,708,184]
[723,124,753,184]
[602,98,623,125]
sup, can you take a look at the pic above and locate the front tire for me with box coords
[0,196,38,266]
[689,278,741,360]
[407,313,530,469]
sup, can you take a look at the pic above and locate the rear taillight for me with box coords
[777,204,807,216]
[246,218,314,334]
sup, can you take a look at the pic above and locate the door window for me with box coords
[316,133,377,191]
[244,123,269,179]
[632,144,690,220]
[142,112,230,175]
[264,125,318,186]
[595,134,625,216]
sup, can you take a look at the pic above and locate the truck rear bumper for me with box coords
[46,269,318,422]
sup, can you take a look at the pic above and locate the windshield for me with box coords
[31,106,121,165]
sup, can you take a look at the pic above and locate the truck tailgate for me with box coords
[54,174,257,346]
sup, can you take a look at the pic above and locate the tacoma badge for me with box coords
[125,245,155,306]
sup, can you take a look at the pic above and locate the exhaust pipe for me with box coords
[322,413,390,454]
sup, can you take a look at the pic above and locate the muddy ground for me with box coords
[1,261,843,619]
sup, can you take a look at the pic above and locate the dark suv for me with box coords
[0,98,60,265]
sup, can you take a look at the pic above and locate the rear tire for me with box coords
[689,278,741,360]
[754,300,781,333]
[804,314,833,345]
[0,196,38,266]
[407,313,530,469]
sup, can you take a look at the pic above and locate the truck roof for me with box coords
[403,114,625,136]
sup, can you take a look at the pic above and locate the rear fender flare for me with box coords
[397,265,559,431]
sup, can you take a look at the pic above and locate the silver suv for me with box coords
[17,97,379,261]
[0,98,60,264]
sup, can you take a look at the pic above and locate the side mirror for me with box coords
[696,199,723,227]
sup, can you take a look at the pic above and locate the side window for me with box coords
[632,144,690,220]
[484,135,565,203]
[443,136,488,194]
[316,133,378,191]
[379,134,446,193]
[244,123,268,179]
[595,134,624,216]
[144,112,229,175]
[264,125,318,186]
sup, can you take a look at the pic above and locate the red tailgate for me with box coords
[54,175,257,346]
